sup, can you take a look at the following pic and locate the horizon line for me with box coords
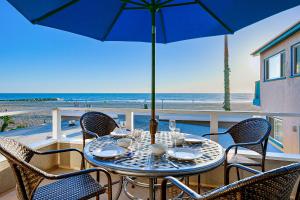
[0,92,254,94]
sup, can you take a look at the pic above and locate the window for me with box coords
[273,118,283,144]
[268,117,283,148]
[264,51,285,80]
[292,44,300,75]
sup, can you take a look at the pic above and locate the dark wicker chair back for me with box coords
[226,118,271,155]
[0,137,44,200]
[80,112,118,146]
[162,163,300,200]
[207,163,300,200]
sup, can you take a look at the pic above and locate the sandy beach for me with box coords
[0,100,259,112]
[0,100,259,131]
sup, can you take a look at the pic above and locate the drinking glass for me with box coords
[169,120,176,132]
[171,128,185,147]
[171,134,177,147]
[133,129,144,155]
[175,128,186,147]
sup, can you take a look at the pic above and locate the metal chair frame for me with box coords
[202,118,272,184]
[0,137,112,200]
[80,111,120,199]
[161,163,300,200]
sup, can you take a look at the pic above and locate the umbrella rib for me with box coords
[159,2,197,8]
[101,3,127,41]
[30,0,80,24]
[195,0,234,34]
[140,0,150,6]
[158,0,175,7]
[124,6,148,10]
[158,10,167,43]
[121,0,148,7]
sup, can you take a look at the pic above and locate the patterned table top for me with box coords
[84,132,225,177]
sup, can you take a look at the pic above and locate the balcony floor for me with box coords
[0,167,206,200]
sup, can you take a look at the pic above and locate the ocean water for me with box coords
[0,93,253,103]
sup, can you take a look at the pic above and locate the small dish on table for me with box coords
[117,138,133,148]
[184,137,205,145]
[167,147,202,161]
[111,129,131,138]
[92,145,127,159]
[150,144,168,156]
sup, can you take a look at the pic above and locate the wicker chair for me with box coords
[80,111,118,148]
[0,137,112,200]
[202,118,271,185]
[161,163,300,200]
[80,111,120,194]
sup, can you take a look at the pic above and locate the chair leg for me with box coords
[97,171,100,182]
[96,171,100,200]
[80,158,85,170]
[82,137,87,170]
[197,175,201,194]
[262,163,265,172]
[236,167,240,181]
[224,165,229,185]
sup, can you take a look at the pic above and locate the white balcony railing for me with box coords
[1,107,300,162]
[54,107,300,141]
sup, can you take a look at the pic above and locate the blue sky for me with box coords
[0,2,300,93]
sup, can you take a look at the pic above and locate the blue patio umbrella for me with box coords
[7,0,300,144]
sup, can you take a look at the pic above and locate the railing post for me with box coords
[125,111,134,130]
[210,113,218,142]
[52,108,61,140]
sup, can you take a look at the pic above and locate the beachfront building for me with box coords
[252,21,300,154]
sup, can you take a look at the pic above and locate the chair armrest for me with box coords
[202,132,227,137]
[34,148,85,169]
[227,164,262,175]
[161,176,203,200]
[48,167,110,180]
[35,148,83,156]
[225,163,262,185]
[83,130,99,138]
[225,141,262,155]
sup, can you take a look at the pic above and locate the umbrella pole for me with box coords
[149,6,158,144]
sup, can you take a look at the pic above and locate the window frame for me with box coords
[291,42,300,77]
[264,50,286,81]
[267,116,284,149]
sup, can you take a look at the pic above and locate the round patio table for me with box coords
[84,131,225,200]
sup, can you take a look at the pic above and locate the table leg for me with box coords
[174,177,189,199]
[197,175,201,194]
[149,178,156,200]
[113,176,123,200]
[184,176,190,186]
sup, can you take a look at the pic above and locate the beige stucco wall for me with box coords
[259,31,300,153]
[59,142,84,170]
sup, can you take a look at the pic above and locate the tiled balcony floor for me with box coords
[0,168,207,200]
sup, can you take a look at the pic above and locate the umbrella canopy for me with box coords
[7,0,300,43]
[7,0,300,143]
